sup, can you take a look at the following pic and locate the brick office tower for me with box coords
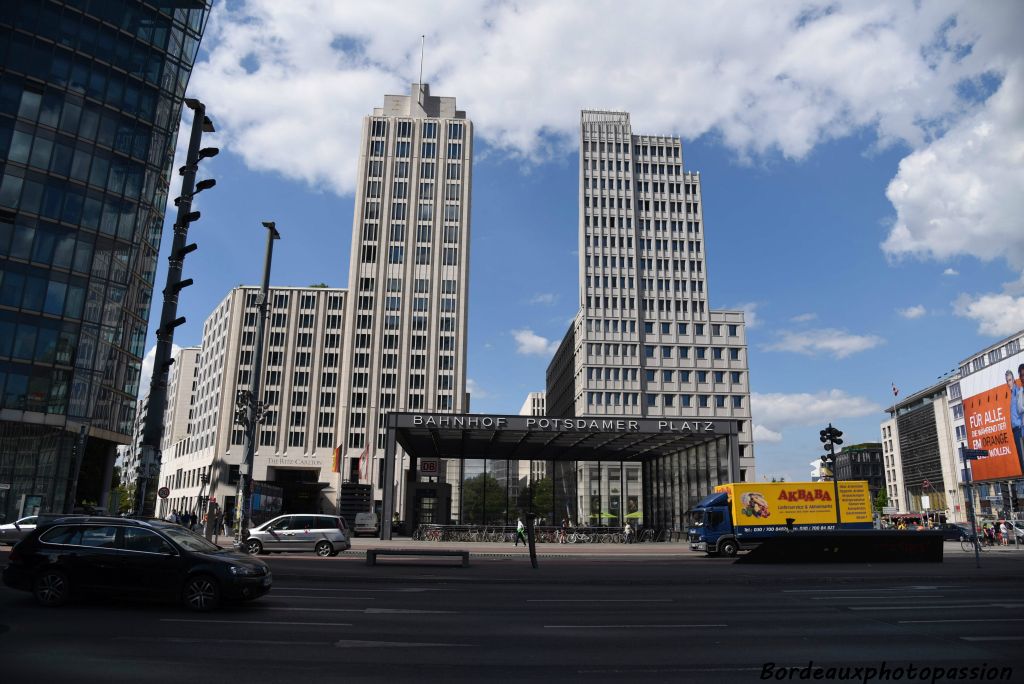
[338,84,472,514]
[547,111,755,527]
[0,1,212,518]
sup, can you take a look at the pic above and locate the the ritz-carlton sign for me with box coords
[403,413,727,435]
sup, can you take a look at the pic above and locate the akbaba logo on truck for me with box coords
[776,487,832,502]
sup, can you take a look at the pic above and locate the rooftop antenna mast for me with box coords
[418,35,425,105]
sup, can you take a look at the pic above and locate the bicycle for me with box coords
[960,535,985,553]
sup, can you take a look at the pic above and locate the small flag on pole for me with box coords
[331,446,341,473]
[892,383,899,397]
[358,445,370,481]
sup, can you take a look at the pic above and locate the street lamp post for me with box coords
[135,99,217,515]
[234,221,280,550]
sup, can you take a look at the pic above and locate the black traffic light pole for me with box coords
[820,423,843,525]
[135,99,217,515]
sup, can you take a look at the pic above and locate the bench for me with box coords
[366,548,470,567]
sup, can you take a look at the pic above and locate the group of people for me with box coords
[164,509,200,530]
[981,520,1018,546]
[511,517,639,545]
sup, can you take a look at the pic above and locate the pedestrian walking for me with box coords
[1000,520,1010,546]
[624,521,634,544]
[515,517,528,547]
[559,518,569,544]
[223,509,233,536]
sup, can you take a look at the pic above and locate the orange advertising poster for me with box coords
[965,381,1023,481]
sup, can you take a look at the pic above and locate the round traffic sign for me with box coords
[922,479,930,488]
[157,486,170,499]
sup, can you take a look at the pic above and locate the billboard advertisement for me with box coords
[960,348,1024,482]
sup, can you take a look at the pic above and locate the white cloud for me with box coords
[943,268,959,277]
[791,313,817,323]
[139,344,182,398]
[897,305,927,319]
[765,328,884,359]
[190,2,1020,195]
[753,424,783,443]
[732,302,759,329]
[529,293,557,306]
[752,390,882,434]
[511,329,560,357]
[466,378,489,400]
[954,293,1024,337]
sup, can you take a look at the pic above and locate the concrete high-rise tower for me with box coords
[338,84,472,508]
[548,110,754,521]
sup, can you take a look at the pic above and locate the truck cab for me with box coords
[687,492,740,556]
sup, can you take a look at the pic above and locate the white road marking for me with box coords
[783,586,958,593]
[528,599,671,603]
[116,636,333,646]
[811,595,945,600]
[161,619,353,627]
[961,636,1024,641]
[334,639,465,648]
[849,604,995,611]
[267,595,375,600]
[273,586,446,592]
[545,624,727,629]
[899,618,1024,624]
[265,607,456,614]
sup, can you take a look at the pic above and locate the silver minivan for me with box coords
[244,514,350,557]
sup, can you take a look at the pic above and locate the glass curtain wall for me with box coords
[646,436,732,529]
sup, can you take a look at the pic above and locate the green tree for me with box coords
[460,473,506,524]
[873,488,889,513]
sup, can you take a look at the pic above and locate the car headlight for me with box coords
[229,565,263,577]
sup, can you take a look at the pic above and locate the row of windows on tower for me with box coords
[585,255,702,271]
[581,140,681,159]
[585,393,744,410]
[361,223,461,243]
[350,372,454,391]
[359,244,460,266]
[368,140,463,159]
[367,160,463,181]
[358,276,459,294]
[363,202,462,222]
[641,321,740,337]
[352,352,455,371]
[586,367,744,385]
[584,162,683,177]
[643,345,743,361]
[585,298,708,315]
[365,180,463,201]
[242,311,344,330]
[243,292,344,310]
[369,120,464,141]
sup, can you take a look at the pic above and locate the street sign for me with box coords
[882,506,898,514]
[157,486,170,499]
[961,448,987,460]
[419,458,439,475]
[0,483,10,490]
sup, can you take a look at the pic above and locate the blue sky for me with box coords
[142,1,1024,482]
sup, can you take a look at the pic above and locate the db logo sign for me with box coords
[420,459,440,475]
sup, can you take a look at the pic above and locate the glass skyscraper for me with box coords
[0,0,211,519]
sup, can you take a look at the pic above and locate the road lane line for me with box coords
[115,637,333,646]
[961,636,1024,641]
[334,639,466,648]
[544,624,726,629]
[900,618,1024,624]
[274,587,447,592]
[268,595,375,600]
[528,599,671,603]
[783,586,960,593]
[811,595,945,600]
[265,607,457,615]
[160,619,353,627]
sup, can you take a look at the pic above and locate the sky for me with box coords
[141,0,1024,482]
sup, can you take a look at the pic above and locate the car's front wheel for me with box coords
[182,574,221,612]
[33,570,70,607]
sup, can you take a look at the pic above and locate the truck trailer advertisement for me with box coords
[714,481,872,532]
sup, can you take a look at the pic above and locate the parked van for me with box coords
[353,512,379,537]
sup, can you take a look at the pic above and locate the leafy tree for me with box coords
[873,488,889,513]
[308,283,329,288]
[460,473,506,524]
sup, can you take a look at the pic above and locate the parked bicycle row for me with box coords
[409,524,683,543]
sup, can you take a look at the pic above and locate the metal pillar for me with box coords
[235,222,279,547]
[381,424,397,540]
[136,101,211,515]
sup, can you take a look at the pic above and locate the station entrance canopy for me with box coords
[380,412,740,539]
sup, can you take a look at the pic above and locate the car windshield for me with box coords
[159,526,222,553]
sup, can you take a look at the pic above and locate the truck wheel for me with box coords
[720,539,739,557]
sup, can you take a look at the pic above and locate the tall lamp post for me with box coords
[135,99,217,515]
[820,423,844,525]
[234,221,280,550]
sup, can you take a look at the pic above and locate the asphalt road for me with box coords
[1,544,1022,683]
